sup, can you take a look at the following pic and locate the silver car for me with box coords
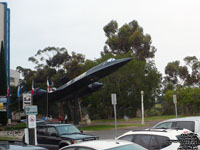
[59,139,147,150]
[0,140,47,150]
[152,116,200,137]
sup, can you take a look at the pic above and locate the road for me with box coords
[84,120,160,139]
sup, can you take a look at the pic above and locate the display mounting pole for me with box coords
[111,93,117,139]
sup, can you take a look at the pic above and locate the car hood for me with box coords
[0,144,47,150]
[60,133,97,140]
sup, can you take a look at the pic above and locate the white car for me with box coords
[117,128,200,150]
[59,139,147,150]
[152,116,200,137]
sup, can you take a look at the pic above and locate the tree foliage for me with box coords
[163,87,200,115]
[163,56,200,115]
[102,20,156,60]
[164,56,200,91]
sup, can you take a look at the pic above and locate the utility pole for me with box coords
[141,91,144,124]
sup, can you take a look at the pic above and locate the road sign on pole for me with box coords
[25,105,38,115]
[28,115,36,128]
[111,93,117,139]
[23,93,32,109]
[111,94,117,105]
[173,94,178,118]
[173,95,177,104]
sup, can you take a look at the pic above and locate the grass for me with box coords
[3,122,26,131]
[91,115,188,123]
[0,137,18,140]
[79,124,147,131]
[78,115,191,131]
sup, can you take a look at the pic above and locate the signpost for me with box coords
[28,115,36,128]
[173,94,178,118]
[23,93,32,109]
[111,93,117,139]
[24,105,38,145]
[25,105,38,115]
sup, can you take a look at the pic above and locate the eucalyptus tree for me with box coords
[103,20,156,60]
[163,56,200,114]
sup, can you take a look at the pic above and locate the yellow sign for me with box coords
[0,103,3,109]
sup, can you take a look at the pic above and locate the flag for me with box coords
[32,80,34,95]
[47,79,50,93]
[17,85,21,97]
[6,86,10,97]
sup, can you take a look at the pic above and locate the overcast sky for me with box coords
[1,0,200,74]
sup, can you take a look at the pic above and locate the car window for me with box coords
[61,147,94,150]
[132,134,151,149]
[172,121,194,132]
[156,135,171,149]
[47,127,57,136]
[78,148,94,150]
[37,126,47,135]
[149,136,159,150]
[106,144,147,150]
[118,135,133,142]
[154,122,172,129]
[56,125,81,135]
[62,148,76,150]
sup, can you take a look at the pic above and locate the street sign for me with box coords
[173,94,178,118]
[111,93,117,105]
[28,115,36,128]
[25,105,38,115]
[23,93,32,109]
[0,96,7,112]
[173,95,177,104]
[111,93,117,139]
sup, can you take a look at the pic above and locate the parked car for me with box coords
[152,116,200,137]
[117,128,200,150]
[59,139,147,150]
[0,140,47,150]
[37,124,98,149]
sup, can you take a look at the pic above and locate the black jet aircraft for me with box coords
[35,57,132,124]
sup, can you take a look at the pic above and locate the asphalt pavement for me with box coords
[84,120,161,139]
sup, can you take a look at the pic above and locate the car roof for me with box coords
[63,139,136,149]
[37,123,73,127]
[117,129,191,140]
[0,140,47,150]
[156,116,200,123]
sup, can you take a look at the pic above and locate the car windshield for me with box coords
[56,125,81,135]
[174,121,194,132]
[105,144,147,150]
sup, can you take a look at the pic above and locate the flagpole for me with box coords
[18,97,20,112]
[17,85,20,112]
[47,78,49,118]
[32,80,34,106]
[47,90,48,118]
